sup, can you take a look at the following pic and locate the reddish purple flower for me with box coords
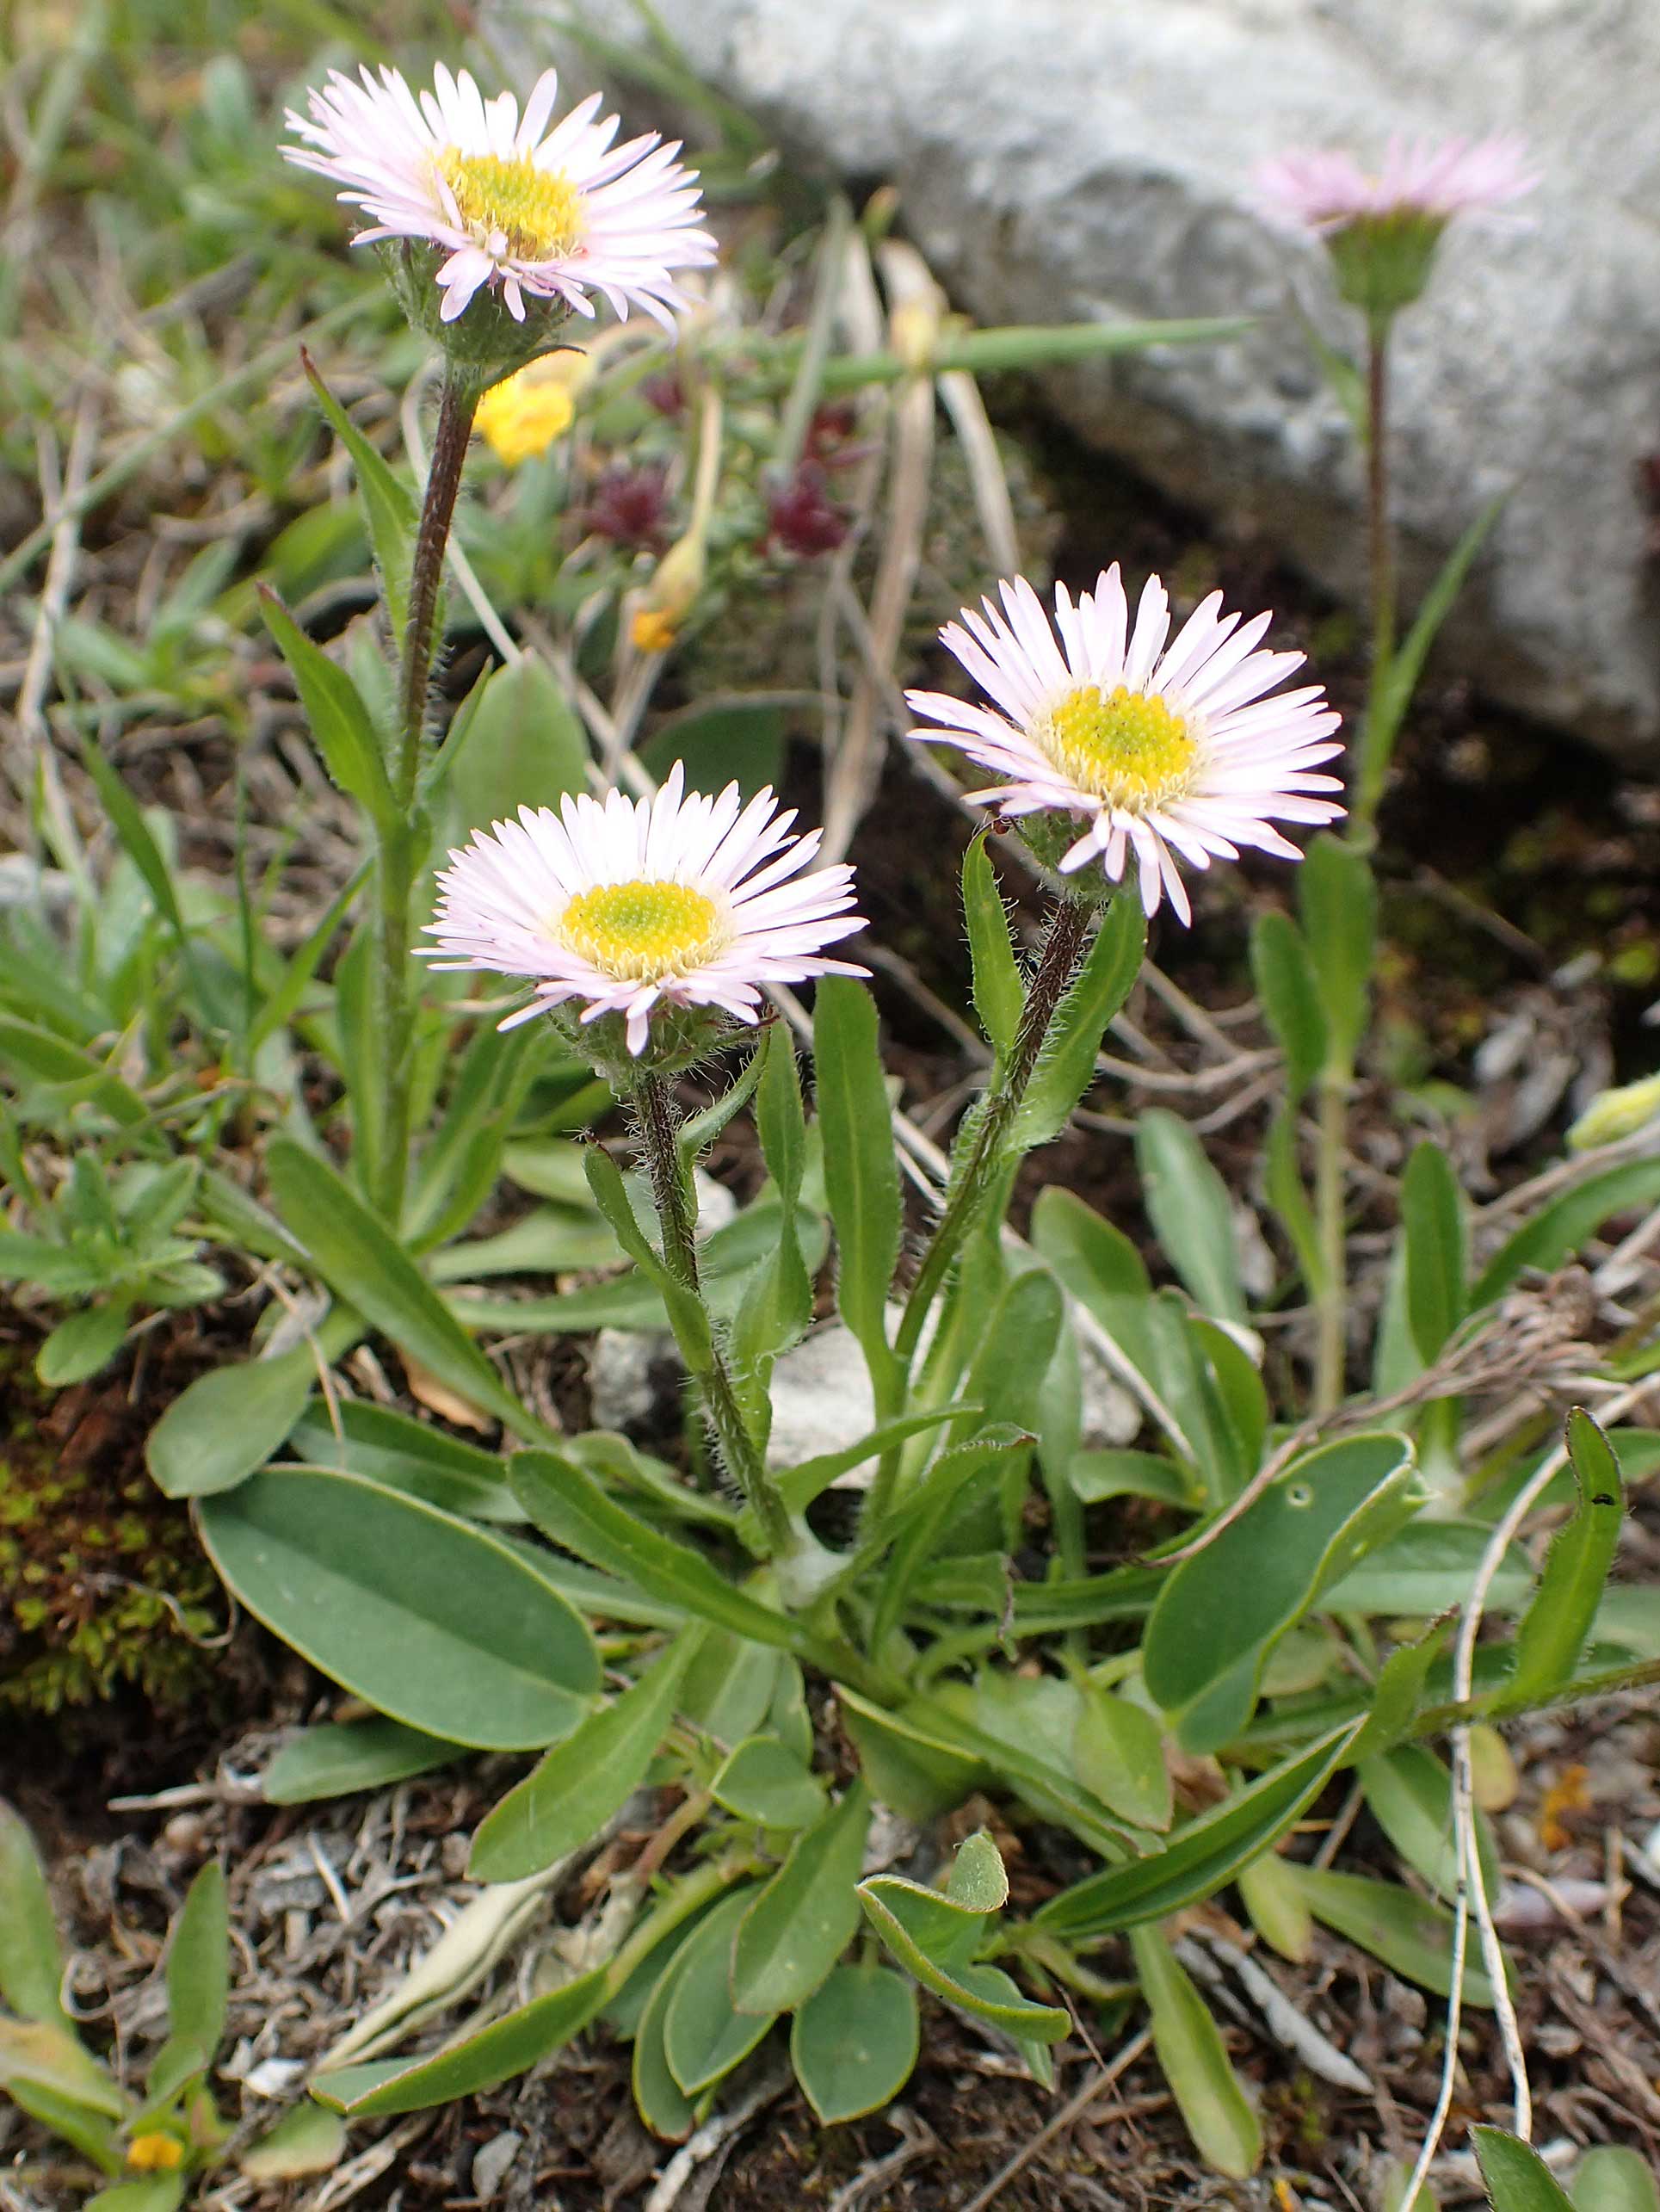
[583,460,672,552]
[766,460,851,559]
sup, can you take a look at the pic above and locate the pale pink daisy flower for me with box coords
[906,568,1345,924]
[1256,133,1538,236]
[283,63,715,328]
[421,764,867,1057]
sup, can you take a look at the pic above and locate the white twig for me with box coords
[643,2059,791,2212]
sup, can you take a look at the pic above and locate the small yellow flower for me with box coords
[127,2131,186,2172]
[630,606,680,654]
[474,350,591,466]
[629,532,707,655]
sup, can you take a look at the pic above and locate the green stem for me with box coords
[631,1069,796,1559]
[893,895,1092,1366]
[372,367,479,1226]
[1349,318,1397,844]
[1312,1063,1351,1414]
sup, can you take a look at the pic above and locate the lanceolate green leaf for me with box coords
[1015,896,1145,1149]
[1285,1863,1496,2005]
[1501,1410,1624,1711]
[1129,1924,1262,2179]
[265,1137,550,1443]
[1470,1158,1660,1310]
[198,1468,598,1750]
[470,1634,703,1881]
[961,835,1022,1061]
[731,1783,871,2015]
[812,978,901,1393]
[258,589,395,829]
[1297,833,1375,1070]
[1472,2129,1579,2212]
[0,1802,71,2028]
[1135,1109,1247,1325]
[301,349,417,648]
[314,1967,609,2116]
[262,1718,464,1805]
[509,1449,805,1653]
[856,1877,1068,2042]
[582,1142,713,1372]
[663,1888,776,2094]
[1034,1723,1361,1943]
[1250,909,1325,1103]
[1402,1140,1466,1364]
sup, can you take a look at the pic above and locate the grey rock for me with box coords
[507,0,1660,757]
[472,2130,523,2200]
[587,1326,670,1432]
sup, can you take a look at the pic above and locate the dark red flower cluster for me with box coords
[583,460,673,553]
[765,460,852,558]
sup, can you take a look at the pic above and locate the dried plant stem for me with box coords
[373,367,478,1225]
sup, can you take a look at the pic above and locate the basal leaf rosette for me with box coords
[420,764,867,1077]
[907,567,1345,923]
[284,63,716,376]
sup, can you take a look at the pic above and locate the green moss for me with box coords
[1,1341,219,1716]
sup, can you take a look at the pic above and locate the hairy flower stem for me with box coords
[631,1069,796,1559]
[893,894,1093,1369]
[1350,319,1398,846]
[373,368,479,1226]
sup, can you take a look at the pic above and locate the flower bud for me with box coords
[1567,1070,1660,1152]
[630,531,707,654]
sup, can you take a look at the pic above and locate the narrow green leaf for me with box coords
[162,1863,227,2067]
[1297,833,1375,1070]
[301,351,417,646]
[266,1137,549,1441]
[789,1966,918,2125]
[812,977,901,1392]
[1135,1109,1247,1325]
[962,835,1022,1060]
[0,1802,70,2027]
[663,1888,776,2094]
[1473,2128,1578,2212]
[1359,1745,1497,1905]
[582,1143,713,1372]
[1129,1923,1261,2178]
[509,1449,805,1653]
[1072,1684,1173,1832]
[1503,1411,1624,1709]
[314,1968,608,2116]
[676,1045,766,1175]
[258,588,395,828]
[198,1468,598,1750]
[470,1635,700,1881]
[1471,1159,1660,1312]
[82,2181,185,2212]
[1351,1616,1455,1758]
[856,1879,1068,2042]
[263,1718,463,1805]
[0,2017,125,2114]
[1378,498,1504,747]
[1402,1142,1466,1365]
[77,740,196,974]
[633,1946,699,2141]
[1250,908,1326,1103]
[35,1301,128,1386]
[731,1783,870,2015]
[770,1406,974,1517]
[1034,1724,1360,1943]
[1015,896,1146,1149]
[1235,1851,1313,1964]
[1286,1863,1496,2004]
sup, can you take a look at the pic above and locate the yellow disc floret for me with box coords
[436,149,584,259]
[1034,684,1199,813]
[558,880,727,981]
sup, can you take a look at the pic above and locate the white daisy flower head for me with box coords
[421,763,867,1071]
[1255,134,1538,321]
[283,63,715,367]
[906,567,1345,925]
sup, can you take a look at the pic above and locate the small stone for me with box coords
[587,1328,674,1432]
[472,2130,523,2200]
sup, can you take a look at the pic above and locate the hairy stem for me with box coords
[631,1069,796,1559]
[1350,319,1397,843]
[373,368,478,1226]
[894,894,1092,1364]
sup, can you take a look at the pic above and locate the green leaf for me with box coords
[1069,1449,1198,1511]
[947,1830,1010,1910]
[1403,1141,1466,1364]
[1015,897,1146,1149]
[1473,2129,1579,2212]
[77,740,199,980]
[1034,1723,1360,1943]
[1072,1684,1173,1832]
[161,1862,227,2074]
[1250,909,1326,1103]
[836,1690,990,1823]
[582,1142,713,1373]
[258,589,395,829]
[1324,1520,1534,1616]
[1376,497,1504,751]
[639,702,786,801]
[1135,1109,1247,1325]
[1143,1434,1420,1753]
[35,1301,129,1387]
[1359,1745,1497,1905]
[1285,1863,1496,2004]
[770,1406,974,1517]
[663,1888,776,2094]
[470,1635,700,1881]
[266,1137,548,1442]
[302,351,417,647]
[731,1783,871,2015]
[1571,2147,1660,2212]
[709,1738,826,1830]
[0,1801,70,2026]
[286,1400,521,1521]
[145,1342,324,1498]
[0,2017,125,2114]
[1471,1159,1660,1311]
[961,835,1022,1060]
[238,2101,347,2183]
[633,1946,699,2142]
[509,1449,804,1653]
[437,654,589,827]
[262,1718,465,1805]
[198,1467,598,1750]
[314,1967,609,2116]
[1351,1616,1456,1758]
[856,1877,1068,2041]
[82,2181,186,2212]
[1129,1923,1261,2178]
[1297,833,1375,1071]
[676,1046,766,1176]
[1502,1410,1624,1710]
[789,1966,918,2125]
[1235,1851,1313,1964]
[813,977,901,1394]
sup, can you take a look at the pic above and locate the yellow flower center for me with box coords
[1034,683,1199,812]
[558,880,726,981]
[436,149,584,260]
